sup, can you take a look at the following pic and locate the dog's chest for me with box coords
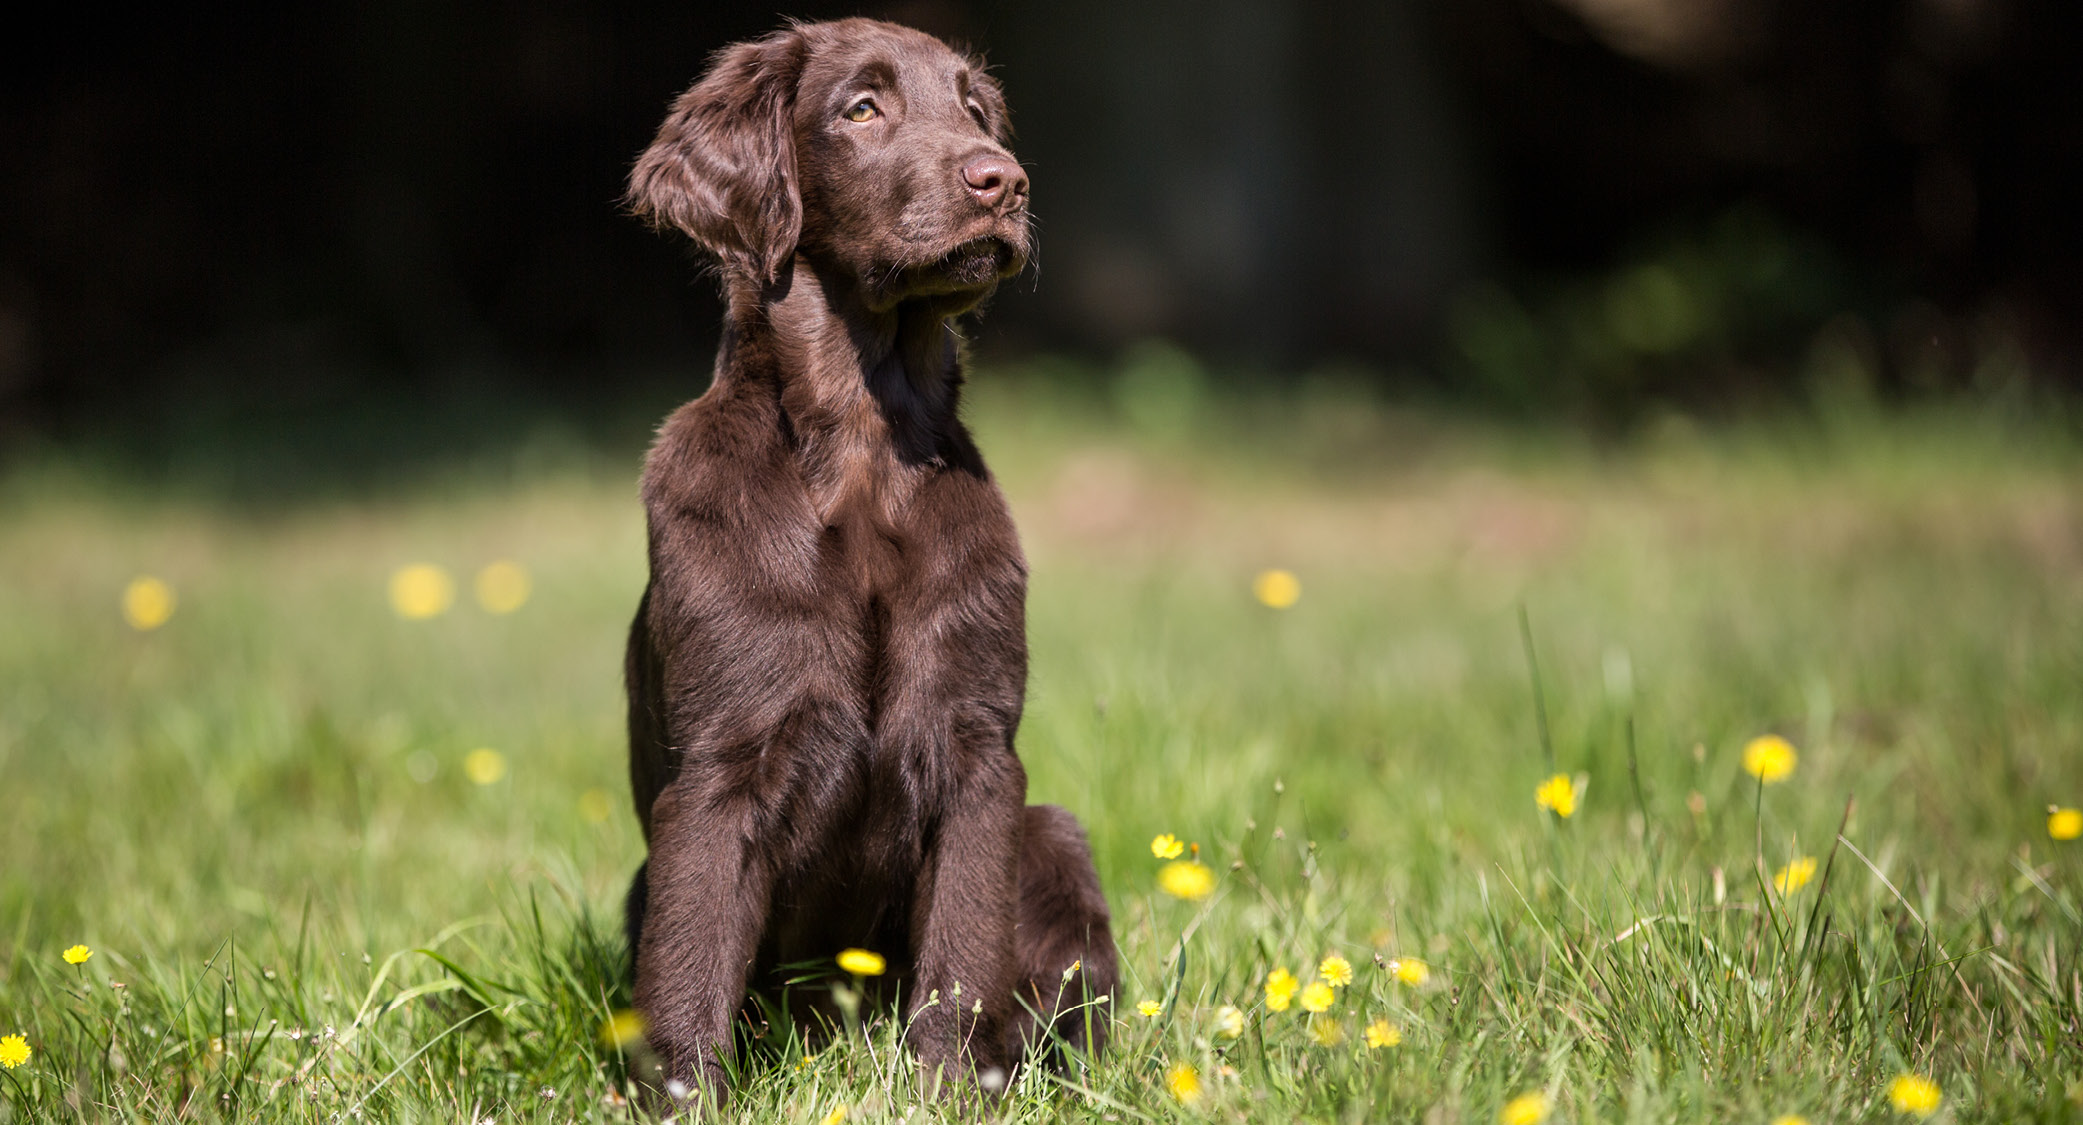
[799,437,949,599]
[799,457,1024,718]
[810,480,912,594]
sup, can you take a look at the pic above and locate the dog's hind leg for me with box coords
[1008,804,1118,1068]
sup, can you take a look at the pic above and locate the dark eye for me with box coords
[844,99,878,123]
[965,100,989,130]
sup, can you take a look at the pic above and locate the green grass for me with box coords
[3,379,2083,1123]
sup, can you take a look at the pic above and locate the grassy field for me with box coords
[3,376,2082,1123]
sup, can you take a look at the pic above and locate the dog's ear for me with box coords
[628,30,805,285]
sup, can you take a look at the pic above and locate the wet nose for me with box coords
[961,154,1028,211]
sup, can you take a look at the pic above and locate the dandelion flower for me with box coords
[1265,967,1300,1012]
[1392,958,1430,986]
[836,949,886,976]
[1165,1062,1202,1105]
[1150,833,1184,860]
[1742,735,1798,784]
[121,576,176,631]
[578,789,613,823]
[388,564,455,619]
[2050,807,2083,841]
[1774,856,1817,894]
[1298,981,1335,1013]
[1158,860,1215,901]
[1318,953,1353,987]
[474,561,531,614]
[1252,569,1301,609]
[1308,1017,1344,1046]
[1365,1019,1402,1049]
[1888,1073,1941,1118]
[599,1009,646,1049]
[63,945,92,965]
[1771,1116,1811,1125]
[1535,774,1577,818]
[821,1105,847,1125]
[1213,1005,1244,1039]
[463,748,507,785]
[1499,1091,1552,1125]
[1137,1000,1163,1019]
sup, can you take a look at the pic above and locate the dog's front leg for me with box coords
[906,751,1025,1089]
[634,781,771,1108]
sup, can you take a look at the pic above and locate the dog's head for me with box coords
[630,19,1029,314]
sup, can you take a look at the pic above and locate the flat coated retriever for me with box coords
[620,17,1118,1105]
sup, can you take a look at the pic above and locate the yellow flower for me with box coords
[63,944,92,965]
[1365,1018,1402,1049]
[599,1009,646,1049]
[1308,1017,1344,1046]
[2050,806,2083,841]
[1151,833,1184,860]
[1298,981,1335,1013]
[1888,1073,1941,1118]
[578,788,613,823]
[388,564,455,619]
[1158,860,1215,901]
[821,1105,847,1125]
[1392,958,1430,986]
[121,576,176,631]
[1137,1000,1163,1019]
[1742,735,1798,784]
[1318,953,1353,987]
[474,560,531,614]
[1265,967,1299,1011]
[1774,856,1818,894]
[1252,569,1301,609]
[1499,1091,1552,1125]
[1213,1005,1244,1039]
[1165,1062,1203,1105]
[1771,1116,1812,1125]
[0,1034,28,1069]
[463,748,507,785]
[836,948,886,976]
[1535,773,1577,818]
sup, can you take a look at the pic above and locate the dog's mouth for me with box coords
[864,226,1030,312]
[929,236,1021,288]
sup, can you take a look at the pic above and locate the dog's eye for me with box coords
[844,99,879,123]
[966,100,989,130]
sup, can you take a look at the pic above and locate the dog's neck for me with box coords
[726,255,975,520]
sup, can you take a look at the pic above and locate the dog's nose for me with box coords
[961,154,1028,211]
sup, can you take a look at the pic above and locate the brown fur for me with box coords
[620,17,1116,1105]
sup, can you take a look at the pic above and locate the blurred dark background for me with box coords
[4,0,2080,473]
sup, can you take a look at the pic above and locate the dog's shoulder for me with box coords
[639,385,796,523]
[638,384,826,605]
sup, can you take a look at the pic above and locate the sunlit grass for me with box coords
[2,383,2080,1122]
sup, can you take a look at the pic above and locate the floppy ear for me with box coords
[627,30,805,285]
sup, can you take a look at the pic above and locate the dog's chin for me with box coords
[869,236,1028,313]
[932,237,1022,289]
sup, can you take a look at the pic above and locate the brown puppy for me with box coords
[620,17,1117,1104]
